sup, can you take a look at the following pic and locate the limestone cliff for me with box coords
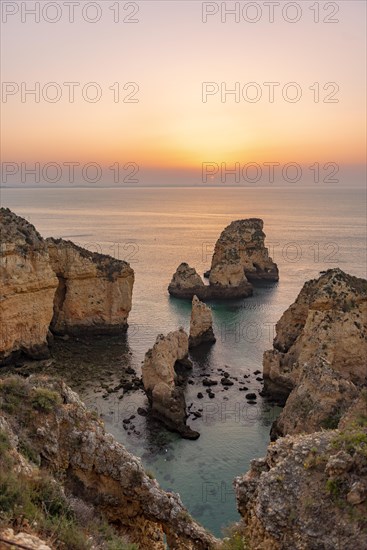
[234,419,367,550]
[210,219,279,282]
[47,238,134,335]
[263,269,367,437]
[189,295,216,348]
[142,329,199,439]
[0,375,218,549]
[0,208,135,364]
[0,208,58,363]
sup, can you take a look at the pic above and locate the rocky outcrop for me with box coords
[189,295,216,348]
[263,269,367,437]
[234,421,367,550]
[168,219,276,300]
[210,218,279,282]
[142,329,199,439]
[0,376,218,549]
[47,238,134,335]
[0,208,58,363]
[168,262,252,300]
[0,208,134,364]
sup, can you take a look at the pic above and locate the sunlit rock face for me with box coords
[142,329,199,439]
[0,208,58,363]
[0,208,135,364]
[189,295,216,348]
[47,238,134,335]
[210,218,279,282]
[263,268,367,438]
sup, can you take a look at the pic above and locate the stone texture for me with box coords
[234,427,367,550]
[0,208,58,363]
[210,218,279,282]
[0,376,218,550]
[47,238,134,335]
[142,329,199,439]
[263,268,367,405]
[0,208,135,364]
[189,295,216,348]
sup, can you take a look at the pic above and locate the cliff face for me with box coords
[0,209,135,364]
[0,376,218,550]
[141,329,199,439]
[234,419,367,550]
[263,269,367,437]
[264,269,367,392]
[47,238,134,335]
[210,219,279,282]
[189,295,216,348]
[0,209,58,363]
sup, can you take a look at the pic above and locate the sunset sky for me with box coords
[1,1,366,185]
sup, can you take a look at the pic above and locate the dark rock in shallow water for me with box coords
[202,379,218,387]
[221,378,234,386]
[246,393,257,400]
[137,407,148,416]
[197,392,204,399]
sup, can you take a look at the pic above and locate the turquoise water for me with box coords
[2,186,366,537]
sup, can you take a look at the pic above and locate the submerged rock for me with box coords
[141,329,199,439]
[189,295,216,348]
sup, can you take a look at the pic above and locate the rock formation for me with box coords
[168,219,277,300]
[210,218,279,282]
[0,208,58,363]
[263,268,367,437]
[189,295,216,348]
[47,238,134,335]
[0,376,218,549]
[141,329,199,439]
[234,419,367,550]
[168,262,252,300]
[0,208,135,364]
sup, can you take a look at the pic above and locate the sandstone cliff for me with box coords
[234,417,367,550]
[47,238,134,335]
[210,219,279,282]
[0,375,218,549]
[0,208,58,364]
[0,209,135,364]
[263,269,367,437]
[142,329,199,439]
[189,295,216,348]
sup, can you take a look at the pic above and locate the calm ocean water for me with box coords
[2,186,366,536]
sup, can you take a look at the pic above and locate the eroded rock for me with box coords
[141,329,199,439]
[189,295,216,348]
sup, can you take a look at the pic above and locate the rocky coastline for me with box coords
[1,208,366,549]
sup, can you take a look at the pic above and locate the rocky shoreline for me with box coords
[1,208,366,549]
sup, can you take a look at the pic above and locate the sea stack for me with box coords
[189,295,216,348]
[210,218,279,282]
[141,329,199,439]
[168,218,277,300]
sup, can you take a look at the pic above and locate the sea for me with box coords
[1,185,366,537]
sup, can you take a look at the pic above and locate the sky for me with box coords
[1,0,366,186]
